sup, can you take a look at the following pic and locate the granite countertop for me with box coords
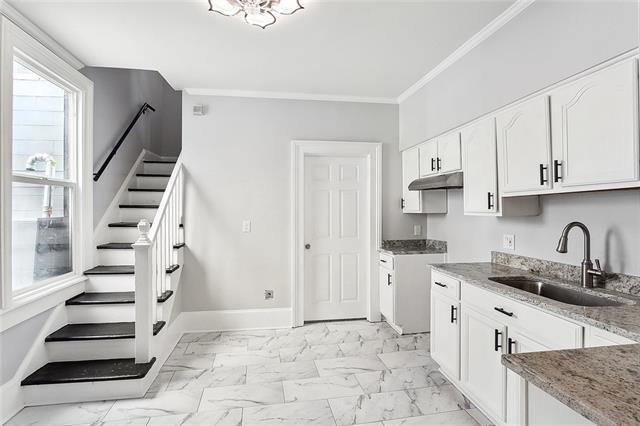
[502,344,640,426]
[430,262,640,341]
[379,239,447,256]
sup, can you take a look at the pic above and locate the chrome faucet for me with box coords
[556,222,603,288]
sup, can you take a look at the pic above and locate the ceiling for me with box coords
[8,0,514,101]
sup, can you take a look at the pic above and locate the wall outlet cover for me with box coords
[413,225,422,236]
[242,220,251,233]
[503,234,515,251]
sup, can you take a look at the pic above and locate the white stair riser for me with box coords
[119,207,158,222]
[102,226,139,242]
[86,275,135,292]
[97,249,134,265]
[125,191,164,205]
[67,304,166,323]
[135,176,170,188]
[143,163,174,174]
[46,339,134,362]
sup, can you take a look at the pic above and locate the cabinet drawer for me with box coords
[461,282,582,349]
[379,253,394,269]
[432,270,460,299]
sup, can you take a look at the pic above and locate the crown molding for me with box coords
[0,0,84,69]
[184,88,398,104]
[397,0,536,103]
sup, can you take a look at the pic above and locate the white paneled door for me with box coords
[304,156,368,321]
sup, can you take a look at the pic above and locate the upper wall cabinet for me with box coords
[418,132,462,178]
[402,146,447,214]
[496,96,552,195]
[399,85,429,151]
[462,118,498,214]
[550,58,639,189]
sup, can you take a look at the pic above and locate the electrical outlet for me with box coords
[413,225,422,236]
[242,220,251,233]
[264,290,274,300]
[503,234,515,251]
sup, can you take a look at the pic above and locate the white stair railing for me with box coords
[132,155,184,363]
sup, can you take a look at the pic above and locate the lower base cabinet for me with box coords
[431,292,460,380]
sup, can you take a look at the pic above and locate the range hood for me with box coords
[408,172,463,191]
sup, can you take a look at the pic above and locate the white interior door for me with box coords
[304,156,368,321]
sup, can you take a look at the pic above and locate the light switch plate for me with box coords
[242,220,251,233]
[503,234,515,250]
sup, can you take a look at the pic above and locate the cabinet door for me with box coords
[438,132,462,173]
[496,96,552,194]
[505,329,551,426]
[461,304,506,422]
[418,140,438,177]
[401,147,422,213]
[462,118,498,214]
[431,292,460,380]
[551,58,639,188]
[379,267,394,323]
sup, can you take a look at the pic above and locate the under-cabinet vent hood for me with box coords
[408,172,463,191]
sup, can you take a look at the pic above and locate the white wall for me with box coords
[181,95,426,311]
[81,67,182,226]
[412,0,640,275]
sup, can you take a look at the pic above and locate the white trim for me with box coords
[0,1,84,70]
[180,308,293,332]
[397,0,536,103]
[184,88,397,105]
[290,140,382,327]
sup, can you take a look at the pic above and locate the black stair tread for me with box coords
[46,321,166,342]
[66,290,173,305]
[173,242,186,249]
[143,160,176,164]
[85,265,134,275]
[108,222,152,228]
[119,204,160,209]
[128,188,165,192]
[136,173,171,177]
[21,357,156,386]
[97,242,133,250]
[84,264,179,275]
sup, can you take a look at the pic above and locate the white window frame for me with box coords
[0,17,93,311]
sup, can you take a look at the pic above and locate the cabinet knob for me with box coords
[305,244,311,250]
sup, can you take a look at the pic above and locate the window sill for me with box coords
[0,275,86,332]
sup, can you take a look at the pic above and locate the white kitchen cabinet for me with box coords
[462,118,498,214]
[401,145,447,214]
[379,252,446,334]
[431,291,460,380]
[418,140,438,177]
[550,58,639,189]
[438,131,462,173]
[585,325,637,347]
[460,304,506,422]
[496,95,553,194]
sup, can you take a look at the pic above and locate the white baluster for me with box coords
[133,219,154,363]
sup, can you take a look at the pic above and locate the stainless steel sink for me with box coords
[487,276,623,307]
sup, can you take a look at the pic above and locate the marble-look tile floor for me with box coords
[8,320,493,426]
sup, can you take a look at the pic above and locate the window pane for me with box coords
[12,182,73,292]
[12,60,71,179]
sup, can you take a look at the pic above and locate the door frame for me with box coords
[291,140,382,327]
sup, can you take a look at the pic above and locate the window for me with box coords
[1,17,93,308]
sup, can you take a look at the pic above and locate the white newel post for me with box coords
[133,219,154,363]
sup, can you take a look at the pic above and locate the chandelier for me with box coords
[208,0,304,29]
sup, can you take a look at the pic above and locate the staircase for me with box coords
[19,156,185,405]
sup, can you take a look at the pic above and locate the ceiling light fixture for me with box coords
[208,0,304,29]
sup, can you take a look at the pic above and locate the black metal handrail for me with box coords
[93,102,156,182]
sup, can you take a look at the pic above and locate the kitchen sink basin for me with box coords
[487,276,624,307]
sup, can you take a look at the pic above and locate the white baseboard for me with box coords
[180,308,292,332]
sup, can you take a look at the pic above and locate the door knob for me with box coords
[305,244,311,250]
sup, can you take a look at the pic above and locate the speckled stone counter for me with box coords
[502,344,640,426]
[430,262,640,341]
[379,239,447,255]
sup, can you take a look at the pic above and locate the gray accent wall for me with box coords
[414,1,640,276]
[81,67,182,227]
[180,95,427,311]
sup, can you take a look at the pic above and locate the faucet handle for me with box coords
[594,259,602,272]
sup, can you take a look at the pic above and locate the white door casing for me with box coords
[303,156,368,321]
[291,141,381,327]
